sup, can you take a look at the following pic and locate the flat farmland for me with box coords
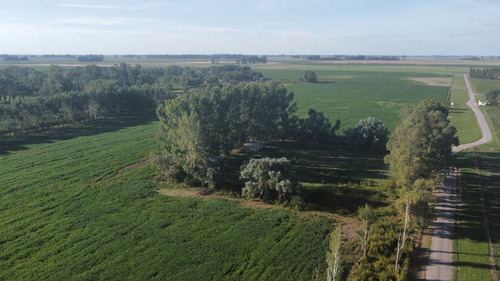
[256,65,452,131]
[0,117,332,281]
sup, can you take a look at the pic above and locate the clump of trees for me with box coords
[301,71,318,83]
[344,117,389,150]
[155,80,339,202]
[156,81,298,187]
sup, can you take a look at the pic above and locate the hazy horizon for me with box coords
[2,0,500,56]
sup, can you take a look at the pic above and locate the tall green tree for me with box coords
[385,99,458,273]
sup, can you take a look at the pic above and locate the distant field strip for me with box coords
[287,71,449,131]
[409,77,452,87]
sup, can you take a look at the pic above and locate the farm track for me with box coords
[426,75,493,280]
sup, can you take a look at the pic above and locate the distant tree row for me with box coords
[0,64,262,99]
[470,67,500,79]
[42,54,77,58]
[0,64,263,134]
[306,55,399,61]
[2,55,29,61]
[77,54,105,62]
[0,82,172,134]
[145,54,268,63]
[236,56,267,64]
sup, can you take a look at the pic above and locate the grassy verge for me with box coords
[453,76,500,280]
[448,74,482,144]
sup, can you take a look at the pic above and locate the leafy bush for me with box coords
[486,89,500,105]
[344,117,389,150]
[152,151,186,182]
[193,156,225,189]
[240,157,302,202]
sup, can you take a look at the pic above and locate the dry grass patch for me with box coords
[409,77,452,87]
[324,75,359,79]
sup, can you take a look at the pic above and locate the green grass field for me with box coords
[448,74,483,144]
[255,62,454,132]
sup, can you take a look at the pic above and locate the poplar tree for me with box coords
[385,99,458,273]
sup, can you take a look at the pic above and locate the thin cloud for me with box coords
[51,17,161,26]
[58,4,133,9]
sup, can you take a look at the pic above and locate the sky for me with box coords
[1,0,499,56]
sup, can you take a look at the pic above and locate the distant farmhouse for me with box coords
[478,100,489,106]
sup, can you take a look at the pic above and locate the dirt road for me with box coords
[426,74,492,280]
[452,74,493,153]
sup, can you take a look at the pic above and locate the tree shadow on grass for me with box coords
[0,115,157,156]
[223,139,389,215]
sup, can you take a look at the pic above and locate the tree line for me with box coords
[0,64,263,134]
[470,67,500,79]
[349,100,457,280]
[77,54,105,62]
[145,54,268,64]
[306,55,399,61]
[2,55,29,61]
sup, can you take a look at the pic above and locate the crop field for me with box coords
[254,61,455,132]
[0,116,337,280]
